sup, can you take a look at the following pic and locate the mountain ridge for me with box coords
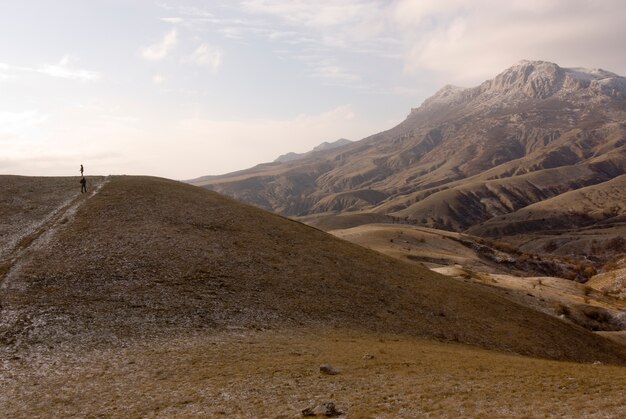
[189,60,626,238]
[274,138,352,163]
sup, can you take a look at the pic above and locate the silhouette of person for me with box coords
[80,164,84,176]
[80,177,87,193]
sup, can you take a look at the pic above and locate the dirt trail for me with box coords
[0,177,108,289]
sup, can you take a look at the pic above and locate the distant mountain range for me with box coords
[274,138,352,163]
[189,60,626,237]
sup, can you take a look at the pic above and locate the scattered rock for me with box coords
[362,353,375,360]
[320,363,339,375]
[302,401,342,417]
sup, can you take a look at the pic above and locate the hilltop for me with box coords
[2,175,623,363]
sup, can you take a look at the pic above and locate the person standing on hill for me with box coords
[80,177,87,193]
[80,164,84,176]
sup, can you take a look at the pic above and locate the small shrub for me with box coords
[606,236,626,252]
[544,240,558,252]
[554,303,570,316]
[583,307,611,324]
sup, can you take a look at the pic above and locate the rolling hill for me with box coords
[2,175,626,416]
[2,175,624,363]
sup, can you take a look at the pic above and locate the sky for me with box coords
[1,0,625,179]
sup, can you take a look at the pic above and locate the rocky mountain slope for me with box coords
[1,175,625,365]
[190,61,626,236]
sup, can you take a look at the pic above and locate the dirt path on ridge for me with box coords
[1,177,108,287]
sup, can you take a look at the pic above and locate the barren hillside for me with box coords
[468,174,626,236]
[1,175,624,364]
[2,175,626,416]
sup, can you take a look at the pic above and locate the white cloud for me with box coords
[152,74,165,84]
[0,70,15,82]
[38,55,101,81]
[0,57,100,82]
[310,63,359,82]
[237,0,626,85]
[396,0,626,83]
[242,0,379,28]
[391,0,466,25]
[160,17,184,24]
[142,29,178,61]
[0,110,48,129]
[190,43,223,71]
[0,110,48,144]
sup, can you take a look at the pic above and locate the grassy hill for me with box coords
[1,175,626,415]
[2,175,624,363]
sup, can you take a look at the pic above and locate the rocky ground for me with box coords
[2,329,626,418]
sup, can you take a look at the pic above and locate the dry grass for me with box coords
[0,176,87,260]
[1,329,625,417]
[2,175,626,417]
[2,176,625,364]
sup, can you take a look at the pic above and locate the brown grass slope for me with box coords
[0,176,88,260]
[3,331,626,417]
[1,176,625,364]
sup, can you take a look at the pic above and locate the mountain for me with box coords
[274,138,352,163]
[189,60,626,236]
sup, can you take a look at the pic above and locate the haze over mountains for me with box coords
[190,60,626,238]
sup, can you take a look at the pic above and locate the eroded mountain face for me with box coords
[191,60,626,233]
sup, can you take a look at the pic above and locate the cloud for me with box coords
[237,0,626,85]
[0,57,100,82]
[0,110,48,144]
[38,55,101,81]
[396,0,626,83]
[152,74,165,84]
[309,62,359,82]
[390,0,466,25]
[160,17,184,24]
[0,67,15,82]
[142,29,178,61]
[0,110,48,129]
[190,44,223,71]
[241,0,379,28]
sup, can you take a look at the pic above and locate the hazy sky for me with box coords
[2,0,625,179]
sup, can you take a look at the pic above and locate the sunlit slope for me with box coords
[2,176,625,363]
